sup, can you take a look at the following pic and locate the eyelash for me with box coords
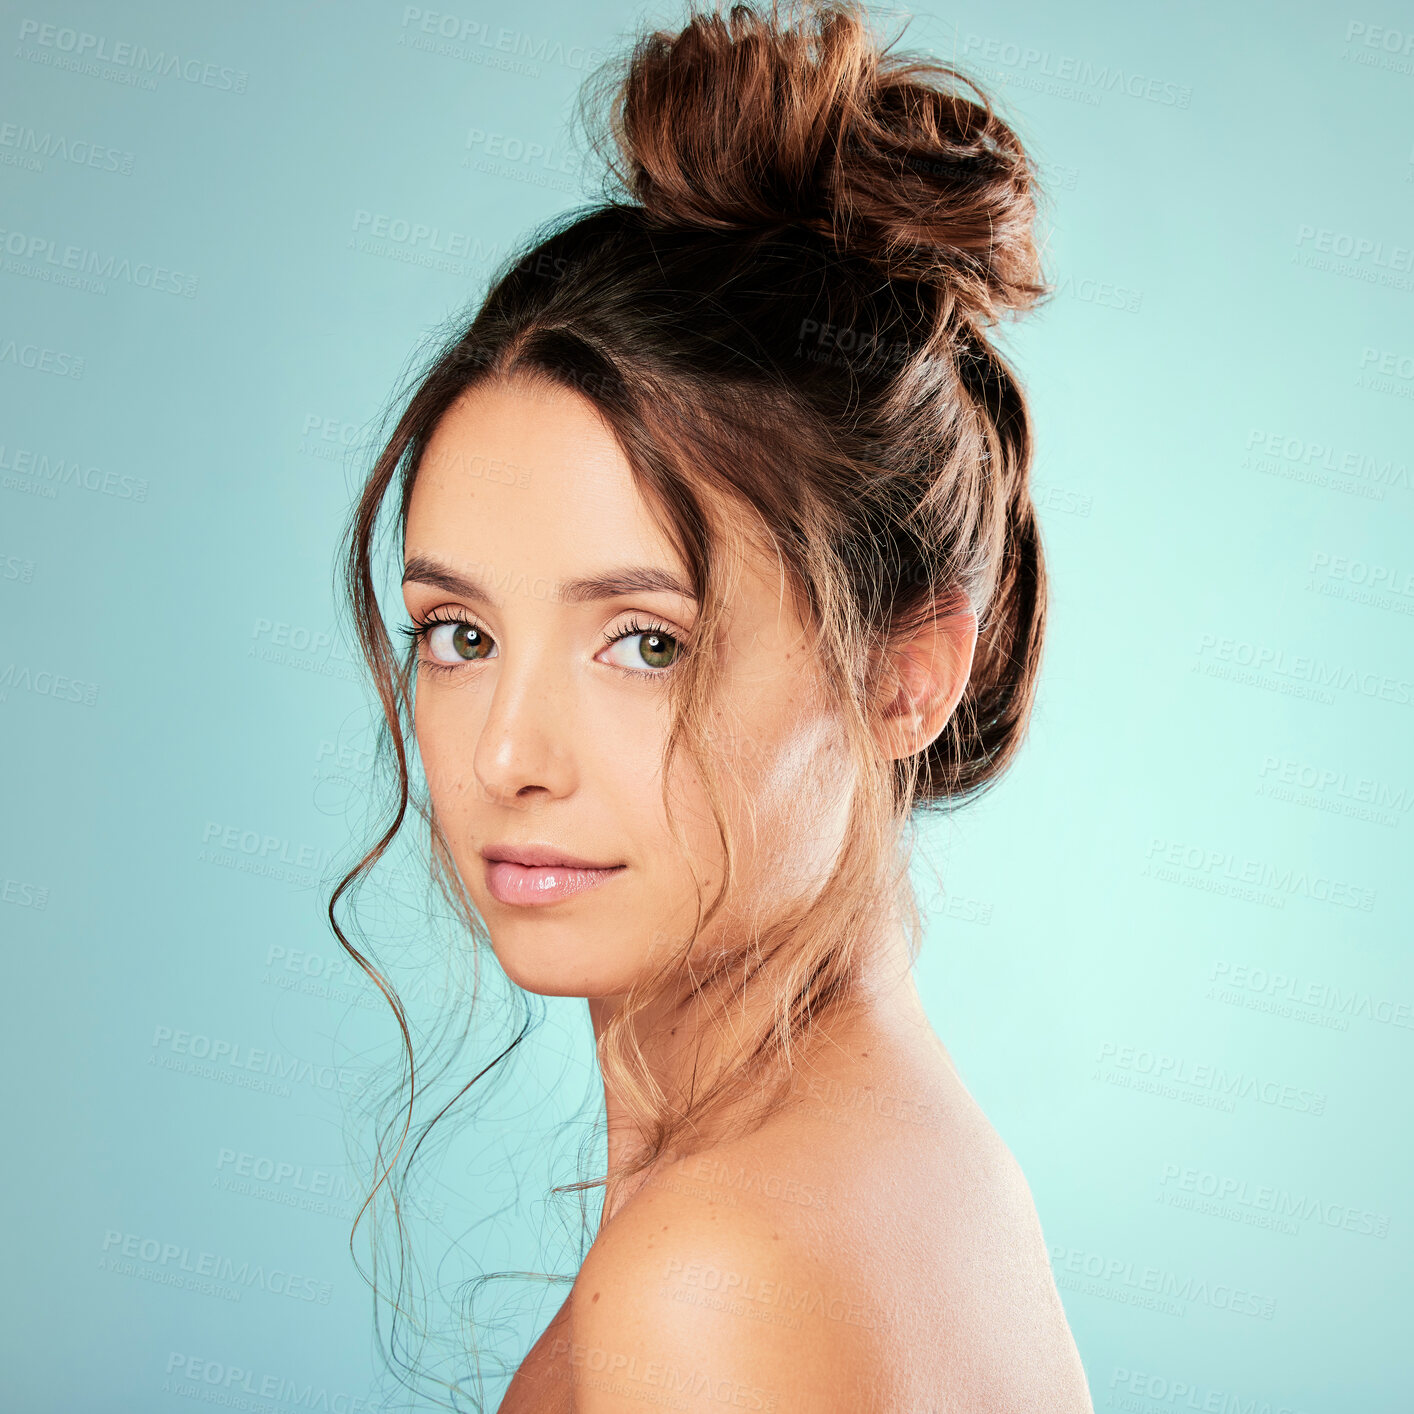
[397,610,685,681]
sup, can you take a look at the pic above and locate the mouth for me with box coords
[480,843,626,908]
[482,860,626,907]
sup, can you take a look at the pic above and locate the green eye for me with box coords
[428,620,493,662]
[600,619,682,675]
[636,630,679,670]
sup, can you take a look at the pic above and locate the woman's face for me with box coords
[401,373,854,1000]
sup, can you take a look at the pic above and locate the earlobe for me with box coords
[873,604,978,761]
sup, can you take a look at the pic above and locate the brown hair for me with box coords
[329,0,1052,1400]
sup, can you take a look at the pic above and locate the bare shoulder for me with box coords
[568,1172,871,1413]
[566,1049,1094,1413]
[779,1055,1094,1412]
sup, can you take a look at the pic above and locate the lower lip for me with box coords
[483,859,626,907]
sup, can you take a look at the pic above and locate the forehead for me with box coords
[407,373,669,567]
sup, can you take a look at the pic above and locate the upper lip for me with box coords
[480,842,623,870]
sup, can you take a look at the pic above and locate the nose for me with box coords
[470,641,578,805]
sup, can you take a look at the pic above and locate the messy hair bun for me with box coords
[598,0,1048,324]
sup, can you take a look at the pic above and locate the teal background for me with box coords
[2,0,1410,1408]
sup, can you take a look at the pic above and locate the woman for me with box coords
[332,1,1094,1408]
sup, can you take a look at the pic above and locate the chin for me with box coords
[481,922,644,1000]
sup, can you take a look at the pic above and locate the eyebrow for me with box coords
[401,553,697,608]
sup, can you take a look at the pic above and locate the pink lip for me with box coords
[483,859,626,907]
[480,841,620,869]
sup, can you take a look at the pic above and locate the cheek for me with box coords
[412,688,483,820]
[729,714,850,899]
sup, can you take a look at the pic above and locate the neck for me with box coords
[585,894,937,1229]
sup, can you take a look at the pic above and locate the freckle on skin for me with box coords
[592,1292,599,1303]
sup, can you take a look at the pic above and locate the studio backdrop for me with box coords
[2,0,1409,1410]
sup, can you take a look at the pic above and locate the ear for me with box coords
[870,600,978,761]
